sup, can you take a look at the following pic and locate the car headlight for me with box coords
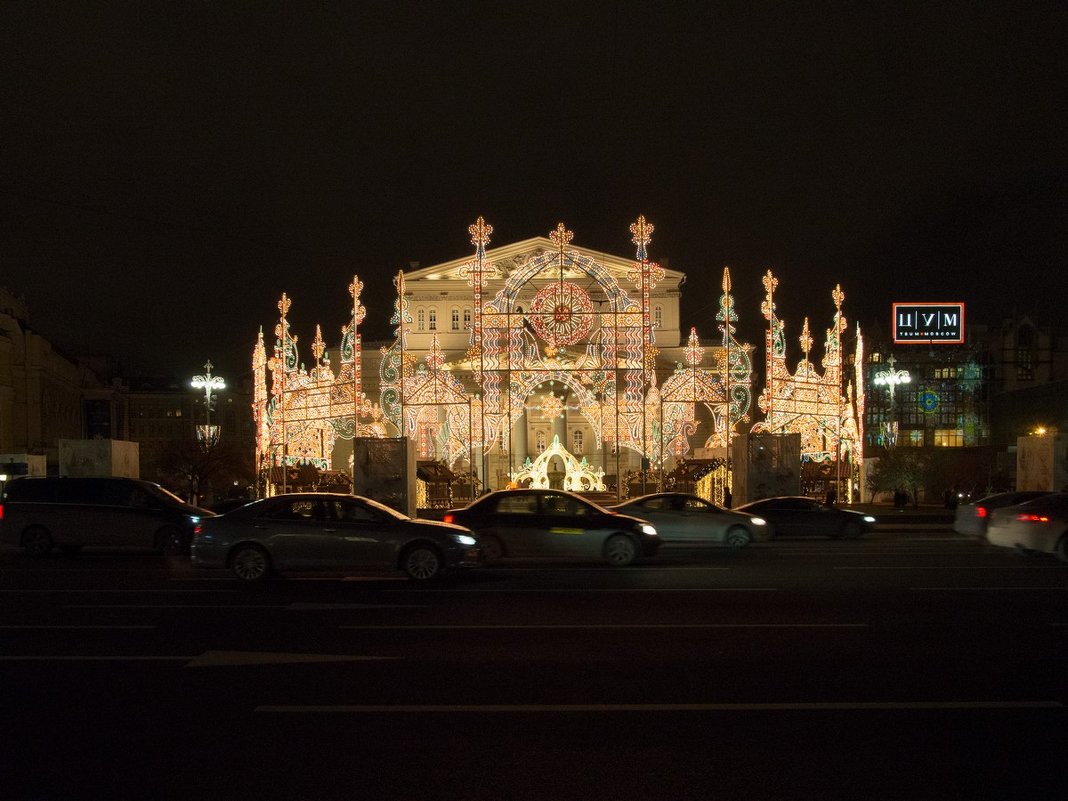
[863,516,876,524]
[749,517,767,526]
[640,523,658,537]
[452,533,477,546]
[190,516,201,524]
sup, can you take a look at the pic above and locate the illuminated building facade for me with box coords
[253,218,754,499]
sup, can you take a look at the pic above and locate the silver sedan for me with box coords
[985,492,1068,562]
[191,493,480,581]
[609,492,769,548]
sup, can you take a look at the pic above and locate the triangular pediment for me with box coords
[404,236,686,288]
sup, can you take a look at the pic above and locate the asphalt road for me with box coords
[2,528,1065,801]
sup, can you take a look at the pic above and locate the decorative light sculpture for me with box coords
[191,360,225,447]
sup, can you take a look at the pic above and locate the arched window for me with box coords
[463,308,472,329]
[451,308,460,331]
[417,309,426,332]
[572,429,584,455]
[428,308,437,331]
[536,430,547,453]
[653,305,663,328]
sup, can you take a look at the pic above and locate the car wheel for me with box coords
[724,526,752,549]
[1056,534,1068,564]
[604,534,637,566]
[156,526,186,556]
[840,521,864,540]
[479,534,504,563]
[21,526,53,557]
[230,544,272,582]
[402,544,443,580]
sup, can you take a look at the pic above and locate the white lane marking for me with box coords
[384,587,778,593]
[912,587,1068,591]
[0,656,192,661]
[0,625,155,630]
[66,604,288,609]
[0,651,398,665]
[0,589,239,594]
[837,566,1064,570]
[339,623,868,630]
[62,603,426,610]
[184,651,399,667]
[256,700,1062,713]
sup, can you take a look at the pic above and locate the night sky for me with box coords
[2,2,1065,380]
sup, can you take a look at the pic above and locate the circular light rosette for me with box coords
[528,282,594,346]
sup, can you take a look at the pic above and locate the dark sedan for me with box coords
[735,496,876,539]
[444,488,659,566]
[191,493,480,581]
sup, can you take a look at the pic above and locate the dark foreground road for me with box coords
[2,530,1065,800]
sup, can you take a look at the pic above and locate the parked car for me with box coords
[953,491,1052,538]
[443,488,659,566]
[0,476,212,555]
[608,492,769,548]
[985,492,1068,562]
[735,496,876,539]
[191,493,480,581]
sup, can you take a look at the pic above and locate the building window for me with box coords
[417,309,425,332]
[536,430,547,453]
[653,305,663,328]
[451,308,460,331]
[902,430,924,447]
[934,429,964,447]
[428,308,437,331]
[572,430,584,455]
[463,307,472,329]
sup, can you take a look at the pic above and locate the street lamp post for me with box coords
[191,360,226,447]
[874,354,910,445]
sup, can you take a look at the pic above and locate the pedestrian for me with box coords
[825,486,837,506]
[723,485,732,509]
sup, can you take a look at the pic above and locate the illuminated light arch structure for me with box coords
[253,280,385,488]
[253,218,755,497]
[751,271,864,499]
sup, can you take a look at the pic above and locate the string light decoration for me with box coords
[253,279,382,494]
[752,274,862,498]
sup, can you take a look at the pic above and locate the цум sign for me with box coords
[892,303,965,344]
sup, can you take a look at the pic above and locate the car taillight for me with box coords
[193,523,204,537]
[975,507,988,518]
[1015,513,1049,523]
[0,503,4,520]
[443,514,454,524]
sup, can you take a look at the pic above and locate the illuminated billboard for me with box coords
[892,303,965,344]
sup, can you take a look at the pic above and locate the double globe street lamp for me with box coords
[191,360,226,447]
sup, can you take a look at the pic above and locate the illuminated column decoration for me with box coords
[715,267,753,449]
[379,270,414,433]
[252,328,269,483]
[461,216,492,385]
[191,360,225,447]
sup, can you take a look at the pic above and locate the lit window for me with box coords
[428,309,437,331]
[451,308,460,331]
[417,309,425,332]
[934,429,964,447]
[536,430,547,453]
[572,430,584,454]
[901,430,924,447]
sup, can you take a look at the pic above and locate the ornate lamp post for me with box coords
[191,360,226,447]
[874,354,910,446]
